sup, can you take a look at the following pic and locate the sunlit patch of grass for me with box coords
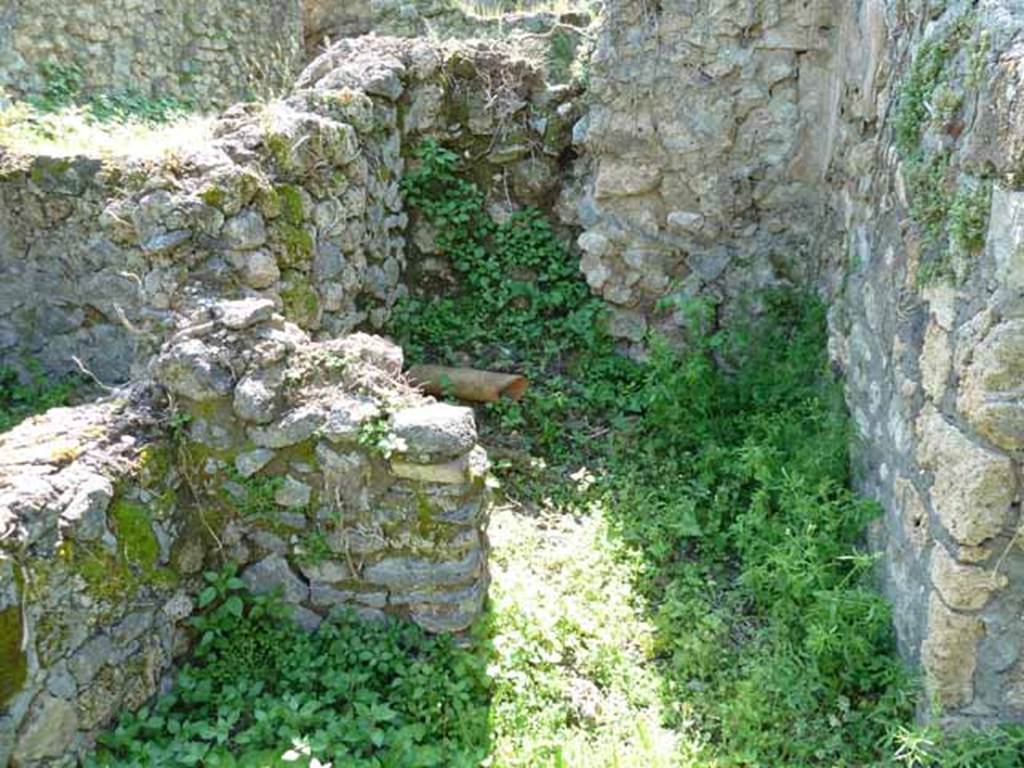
[486,502,691,767]
[457,0,593,19]
[0,101,213,160]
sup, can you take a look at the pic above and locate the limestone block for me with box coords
[921,593,983,709]
[230,250,280,289]
[919,321,951,402]
[298,560,352,583]
[930,545,1008,612]
[234,448,276,478]
[594,159,662,199]
[58,474,114,542]
[248,405,325,448]
[222,210,268,251]
[988,186,1024,291]
[916,407,1016,546]
[391,446,489,485]
[362,549,483,591]
[233,365,285,424]
[274,477,312,509]
[320,396,381,443]
[959,319,1024,452]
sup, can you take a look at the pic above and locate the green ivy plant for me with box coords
[0,359,83,433]
[27,59,190,125]
[88,565,490,768]
[390,140,641,458]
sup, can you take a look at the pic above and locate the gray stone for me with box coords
[69,634,114,687]
[299,560,352,583]
[250,530,289,555]
[608,308,647,342]
[154,338,234,401]
[214,298,276,330]
[235,448,276,478]
[274,476,312,508]
[231,250,280,289]
[223,210,268,250]
[142,229,192,254]
[310,583,357,608]
[389,580,485,608]
[112,611,153,646]
[45,663,77,700]
[59,473,114,542]
[292,605,323,633]
[12,695,78,763]
[277,512,309,530]
[363,549,482,591]
[242,554,309,604]
[233,367,284,423]
[321,396,381,442]
[410,607,480,633]
[390,403,476,459]
[248,405,325,448]
[162,593,194,622]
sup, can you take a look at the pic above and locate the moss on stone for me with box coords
[276,223,315,266]
[948,180,992,256]
[200,185,226,210]
[0,605,27,709]
[895,13,975,157]
[110,499,161,574]
[59,497,179,601]
[281,271,320,327]
[137,442,174,489]
[63,539,134,601]
[257,185,282,219]
[276,184,305,226]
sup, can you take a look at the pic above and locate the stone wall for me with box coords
[303,0,593,85]
[0,36,576,387]
[822,0,1024,726]
[577,0,1024,727]
[0,37,577,763]
[0,304,490,766]
[570,0,838,351]
[0,0,303,108]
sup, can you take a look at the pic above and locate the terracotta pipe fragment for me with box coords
[407,365,528,403]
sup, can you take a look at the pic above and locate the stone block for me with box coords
[390,403,476,460]
[930,545,1008,612]
[959,319,1024,452]
[916,407,1016,546]
[362,549,482,591]
[921,593,983,710]
[241,555,309,604]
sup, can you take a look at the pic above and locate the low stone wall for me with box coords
[303,0,592,85]
[0,301,490,766]
[0,0,302,108]
[0,36,577,386]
